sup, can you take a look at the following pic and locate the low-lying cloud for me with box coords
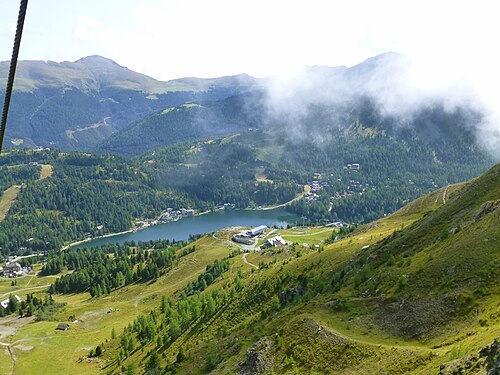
[263,52,500,160]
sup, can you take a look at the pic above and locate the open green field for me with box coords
[0,266,59,300]
[279,226,333,246]
[0,236,236,374]
[0,186,21,222]
[39,164,53,180]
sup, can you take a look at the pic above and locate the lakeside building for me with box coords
[248,225,268,237]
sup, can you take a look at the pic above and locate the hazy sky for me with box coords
[0,0,498,81]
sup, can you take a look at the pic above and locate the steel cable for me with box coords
[0,0,28,154]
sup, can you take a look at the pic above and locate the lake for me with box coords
[75,208,299,249]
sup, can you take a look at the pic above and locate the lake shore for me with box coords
[60,206,299,251]
[60,209,221,251]
[60,229,135,251]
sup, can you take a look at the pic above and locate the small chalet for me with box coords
[263,236,288,248]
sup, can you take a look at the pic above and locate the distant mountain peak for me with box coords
[74,55,121,67]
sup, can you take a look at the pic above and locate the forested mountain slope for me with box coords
[0,119,494,258]
[0,56,258,150]
[107,163,499,374]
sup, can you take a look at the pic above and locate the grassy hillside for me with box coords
[1,164,497,374]
[109,164,498,374]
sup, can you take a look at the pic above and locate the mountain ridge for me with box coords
[0,55,260,93]
[0,55,260,149]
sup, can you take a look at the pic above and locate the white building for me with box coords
[3,262,22,277]
[0,295,21,309]
[248,225,268,237]
[263,236,288,248]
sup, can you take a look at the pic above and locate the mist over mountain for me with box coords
[0,50,498,375]
[1,52,498,163]
[264,52,499,159]
[98,52,495,169]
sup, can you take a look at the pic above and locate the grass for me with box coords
[39,164,53,180]
[0,236,232,374]
[279,226,333,246]
[0,348,13,374]
[0,185,21,222]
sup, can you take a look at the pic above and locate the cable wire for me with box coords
[0,0,29,154]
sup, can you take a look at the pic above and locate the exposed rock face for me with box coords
[377,297,457,339]
[473,200,500,221]
[238,336,274,375]
[483,339,500,375]
[438,338,500,374]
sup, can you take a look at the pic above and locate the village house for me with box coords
[262,235,288,248]
[0,295,21,309]
[346,163,360,170]
[3,262,22,277]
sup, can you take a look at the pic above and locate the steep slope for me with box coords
[103,164,499,374]
[101,104,494,225]
[99,92,265,155]
[0,56,258,150]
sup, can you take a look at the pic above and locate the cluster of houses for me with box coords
[159,208,195,223]
[1,262,24,278]
[305,173,324,202]
[330,179,374,201]
[217,203,236,210]
[330,191,354,200]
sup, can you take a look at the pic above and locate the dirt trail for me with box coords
[0,284,51,300]
[7,344,14,375]
[242,253,258,269]
[442,185,449,204]
[259,185,310,210]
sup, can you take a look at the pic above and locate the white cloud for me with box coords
[0,0,498,156]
